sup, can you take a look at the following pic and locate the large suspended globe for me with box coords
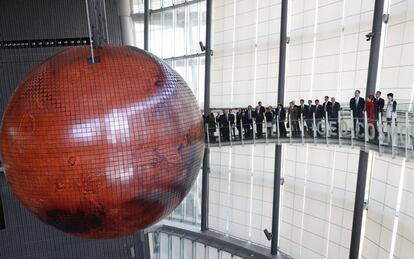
[0,45,205,239]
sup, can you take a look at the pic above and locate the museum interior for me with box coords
[1,0,414,258]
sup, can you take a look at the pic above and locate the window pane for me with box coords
[133,18,144,49]
[150,12,163,56]
[151,0,161,10]
[162,9,174,58]
[132,0,144,13]
[175,6,187,57]
[188,3,200,55]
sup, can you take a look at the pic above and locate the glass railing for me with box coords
[205,105,414,159]
[147,222,280,259]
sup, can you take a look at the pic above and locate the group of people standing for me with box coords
[205,90,397,142]
[350,90,397,138]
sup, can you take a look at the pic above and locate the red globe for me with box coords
[0,45,204,239]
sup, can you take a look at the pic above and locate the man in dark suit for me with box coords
[374,91,385,139]
[257,101,266,115]
[298,99,310,119]
[314,99,324,119]
[245,105,255,138]
[313,99,324,136]
[229,109,236,139]
[276,103,287,137]
[219,109,231,141]
[236,109,244,140]
[329,97,341,136]
[216,111,221,139]
[323,96,332,119]
[374,91,385,118]
[306,100,314,136]
[297,99,309,136]
[349,90,365,137]
[255,101,265,138]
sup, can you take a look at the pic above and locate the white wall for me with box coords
[279,145,359,259]
[379,0,414,108]
[285,0,374,105]
[360,154,414,259]
[211,0,281,108]
[209,145,275,247]
[202,0,414,257]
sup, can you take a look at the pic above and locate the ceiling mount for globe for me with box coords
[85,0,109,64]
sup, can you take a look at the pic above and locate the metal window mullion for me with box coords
[350,0,386,258]
[271,0,288,255]
[201,0,212,232]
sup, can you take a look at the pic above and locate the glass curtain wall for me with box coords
[280,1,375,258]
[279,145,359,259]
[210,0,281,108]
[207,0,280,248]
[285,0,375,106]
[378,0,414,107]
[359,2,414,258]
[131,0,207,225]
[360,154,404,259]
[209,145,275,247]
[132,0,206,107]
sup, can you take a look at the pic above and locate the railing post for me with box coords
[265,116,269,144]
[218,124,221,148]
[240,118,244,146]
[391,116,396,158]
[406,112,409,157]
[338,111,342,142]
[364,112,369,144]
[378,112,383,146]
[253,120,256,145]
[301,113,304,143]
[205,123,210,147]
[289,114,292,143]
[277,115,280,144]
[228,121,232,147]
[313,113,317,139]
[351,112,355,141]
[325,111,329,143]
[392,116,396,147]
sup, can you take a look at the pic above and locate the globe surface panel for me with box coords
[0,45,205,239]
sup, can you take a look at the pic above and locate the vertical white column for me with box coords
[118,0,134,46]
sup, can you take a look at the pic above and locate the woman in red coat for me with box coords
[366,95,375,137]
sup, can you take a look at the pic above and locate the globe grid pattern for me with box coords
[0,45,205,239]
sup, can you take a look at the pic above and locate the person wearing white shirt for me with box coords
[385,93,397,145]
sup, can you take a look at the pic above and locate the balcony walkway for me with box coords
[207,134,413,159]
[206,106,414,159]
